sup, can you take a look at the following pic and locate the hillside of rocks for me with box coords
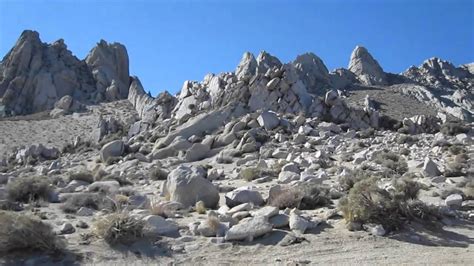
[0,30,473,264]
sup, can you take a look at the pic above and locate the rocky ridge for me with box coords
[0,30,473,264]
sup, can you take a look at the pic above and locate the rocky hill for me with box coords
[0,30,473,264]
[0,30,130,117]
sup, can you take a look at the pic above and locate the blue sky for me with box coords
[1,0,473,95]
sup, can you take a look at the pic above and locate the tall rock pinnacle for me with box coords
[348,46,386,85]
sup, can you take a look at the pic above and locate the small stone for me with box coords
[445,194,463,209]
[76,207,95,216]
[59,223,75,234]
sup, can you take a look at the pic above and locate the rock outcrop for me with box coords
[0,30,131,117]
[348,46,387,85]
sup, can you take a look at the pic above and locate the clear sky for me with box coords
[0,0,473,95]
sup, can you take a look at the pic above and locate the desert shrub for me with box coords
[357,128,375,139]
[0,200,23,211]
[444,162,465,177]
[374,150,408,175]
[391,178,422,201]
[338,177,440,232]
[268,185,331,210]
[93,212,144,245]
[100,174,132,186]
[239,167,260,182]
[298,184,332,210]
[150,167,169,180]
[268,187,303,209]
[464,180,474,200]
[149,198,177,218]
[454,153,468,164]
[340,153,353,162]
[448,144,466,155]
[7,176,52,203]
[440,188,465,200]
[93,167,108,181]
[338,169,378,192]
[68,171,94,183]
[61,193,115,213]
[0,211,65,254]
[105,156,121,165]
[206,216,221,233]
[399,148,410,156]
[195,200,206,214]
[440,121,470,136]
[61,140,94,154]
[396,134,418,144]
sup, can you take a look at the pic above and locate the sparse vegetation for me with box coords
[268,184,332,210]
[195,200,207,214]
[338,177,441,232]
[150,167,169,180]
[239,167,260,181]
[7,175,52,203]
[93,212,144,245]
[440,121,470,136]
[61,193,115,213]
[68,170,94,183]
[0,211,65,254]
[396,134,418,144]
[374,150,408,175]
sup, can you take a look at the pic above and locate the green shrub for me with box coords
[7,176,52,203]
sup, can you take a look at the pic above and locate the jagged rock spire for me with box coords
[348,46,386,85]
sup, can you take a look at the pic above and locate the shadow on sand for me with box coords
[389,219,474,248]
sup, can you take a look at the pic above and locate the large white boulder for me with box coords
[163,165,219,208]
[224,216,272,241]
[257,111,280,130]
[100,140,124,162]
[225,186,264,207]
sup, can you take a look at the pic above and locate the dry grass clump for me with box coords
[105,156,121,165]
[150,167,169,180]
[239,167,260,181]
[0,211,65,254]
[195,200,207,214]
[374,150,408,175]
[268,187,303,209]
[440,121,470,136]
[61,193,115,213]
[396,134,418,144]
[93,212,144,245]
[7,176,52,203]
[448,144,466,155]
[149,198,180,218]
[268,184,331,210]
[338,177,441,232]
[68,171,94,183]
[206,216,221,233]
[98,173,132,186]
[356,128,375,139]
